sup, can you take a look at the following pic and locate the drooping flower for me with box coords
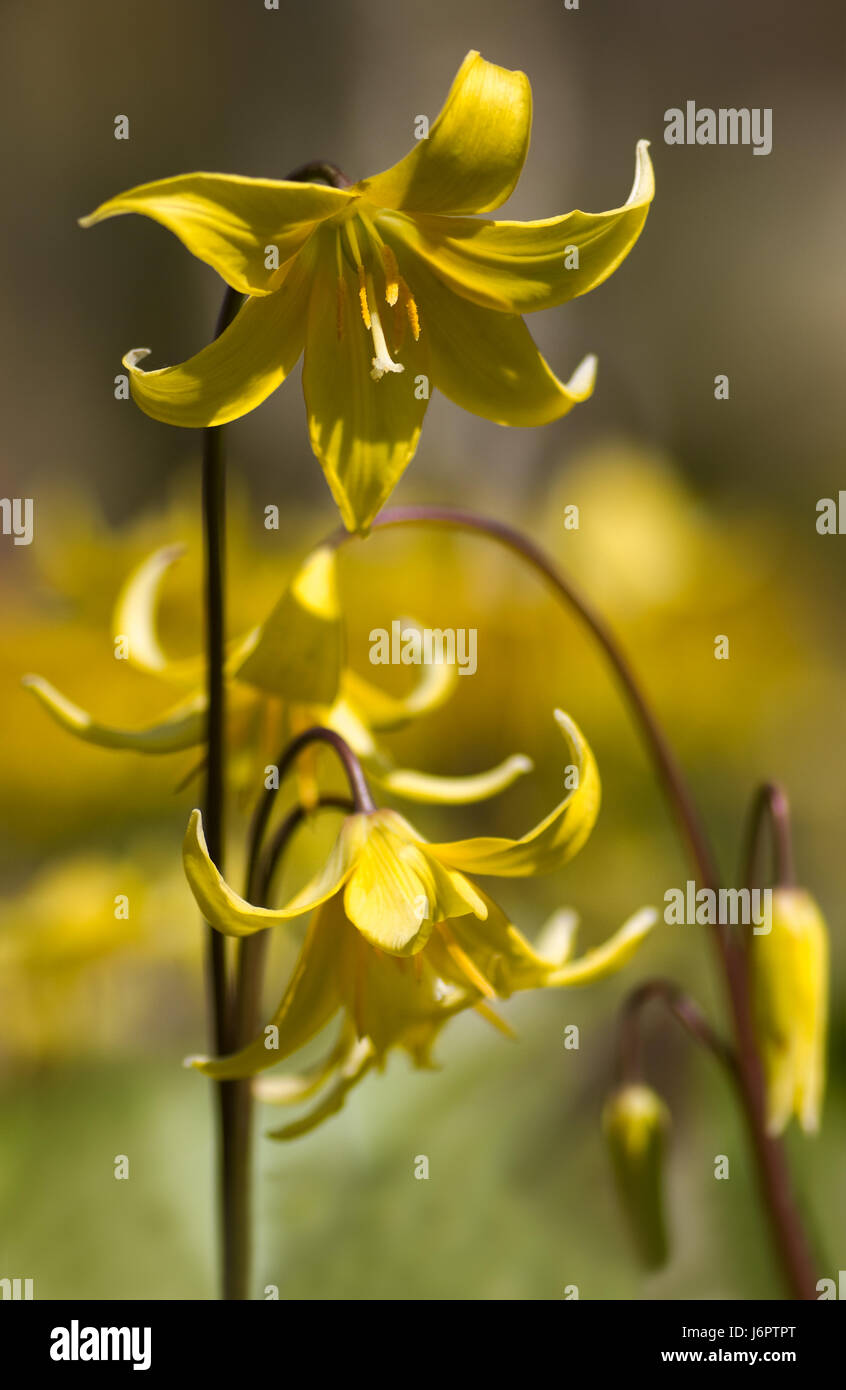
[80,51,654,532]
[603,1083,670,1269]
[750,887,828,1136]
[23,542,530,808]
[181,711,657,1136]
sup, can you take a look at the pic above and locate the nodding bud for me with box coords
[603,1083,670,1270]
[750,887,828,1137]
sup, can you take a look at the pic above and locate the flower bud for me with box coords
[603,1083,670,1269]
[750,887,828,1136]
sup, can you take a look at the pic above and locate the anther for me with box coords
[400,279,420,340]
[381,244,400,306]
[357,265,371,330]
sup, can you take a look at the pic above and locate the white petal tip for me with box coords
[567,354,598,398]
[124,347,152,370]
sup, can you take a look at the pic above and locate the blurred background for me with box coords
[1,0,844,1300]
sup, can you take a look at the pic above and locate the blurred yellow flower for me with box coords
[24,542,530,809]
[80,50,654,532]
[750,887,828,1136]
[180,712,656,1135]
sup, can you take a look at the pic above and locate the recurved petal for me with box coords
[426,710,600,877]
[112,544,204,685]
[253,1025,356,1105]
[80,173,355,295]
[380,141,654,313]
[183,808,365,937]
[265,1035,377,1140]
[22,675,206,754]
[368,753,533,805]
[187,894,349,1081]
[341,621,458,730]
[234,546,343,704]
[545,908,657,985]
[123,240,314,428]
[388,239,596,425]
[357,51,531,215]
[302,232,430,534]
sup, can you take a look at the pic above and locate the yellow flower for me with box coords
[80,51,654,532]
[181,712,656,1136]
[603,1084,670,1269]
[750,887,828,1136]
[23,542,530,808]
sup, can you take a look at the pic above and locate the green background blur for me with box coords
[1,0,844,1300]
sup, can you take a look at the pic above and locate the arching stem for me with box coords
[741,782,796,890]
[618,979,737,1085]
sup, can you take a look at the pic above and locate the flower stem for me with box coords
[741,782,796,890]
[618,979,737,1084]
[203,160,352,1302]
[348,503,819,1299]
[201,284,250,1301]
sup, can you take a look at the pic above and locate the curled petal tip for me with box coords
[124,347,152,369]
[567,354,598,398]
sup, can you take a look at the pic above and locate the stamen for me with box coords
[438,923,497,999]
[368,275,404,381]
[399,278,420,340]
[474,1001,518,1039]
[381,244,400,306]
[357,265,371,330]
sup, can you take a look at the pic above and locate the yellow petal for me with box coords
[546,908,657,986]
[182,808,364,937]
[751,888,828,1136]
[188,895,349,1080]
[22,675,206,754]
[387,237,596,425]
[338,931,467,1058]
[368,753,533,805]
[123,239,314,428]
[343,810,487,956]
[234,546,342,704]
[80,173,355,295]
[428,893,565,997]
[265,1036,377,1140]
[253,1026,355,1105]
[427,711,600,876]
[302,229,429,533]
[379,141,654,313]
[357,51,531,215]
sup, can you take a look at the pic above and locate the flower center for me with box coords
[337,216,420,381]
